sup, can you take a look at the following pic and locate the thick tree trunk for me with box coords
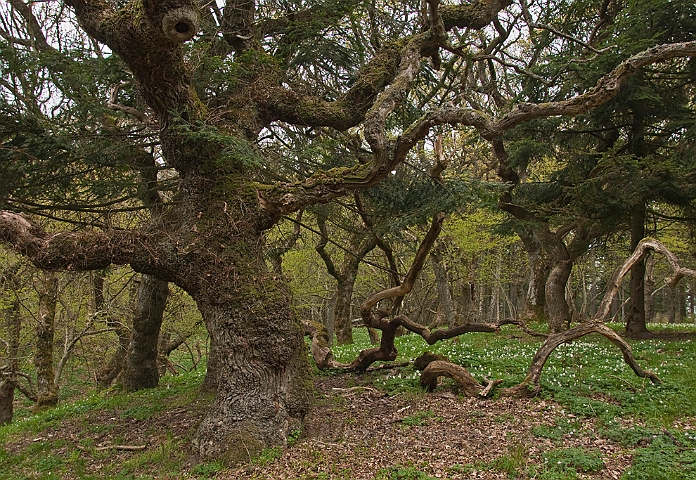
[625,204,649,337]
[177,178,311,461]
[120,275,169,391]
[35,272,58,408]
[192,283,311,462]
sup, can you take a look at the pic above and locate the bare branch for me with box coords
[107,83,151,125]
[7,0,55,52]
[595,238,696,321]
[425,41,696,140]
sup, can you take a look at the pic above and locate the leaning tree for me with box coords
[1,0,695,461]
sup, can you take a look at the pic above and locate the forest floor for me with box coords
[4,326,696,479]
[223,373,633,479]
[2,369,639,480]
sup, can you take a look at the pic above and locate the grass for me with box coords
[0,368,206,480]
[3,322,696,478]
[375,464,438,479]
[327,321,696,479]
[401,409,434,427]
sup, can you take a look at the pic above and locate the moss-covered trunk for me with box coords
[192,290,311,462]
[168,175,312,461]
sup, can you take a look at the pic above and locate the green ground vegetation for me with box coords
[1,323,695,479]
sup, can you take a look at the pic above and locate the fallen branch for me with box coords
[420,360,485,397]
[77,444,147,452]
[480,378,503,398]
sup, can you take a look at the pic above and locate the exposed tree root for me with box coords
[421,360,482,396]
[419,360,502,397]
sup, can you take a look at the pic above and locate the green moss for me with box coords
[220,423,267,465]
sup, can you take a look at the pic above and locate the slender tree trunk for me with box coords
[94,271,131,387]
[462,281,476,323]
[0,284,20,424]
[431,243,456,327]
[625,203,649,337]
[315,217,376,344]
[334,274,358,345]
[120,275,169,391]
[645,254,656,323]
[516,227,549,320]
[666,284,687,324]
[35,272,58,408]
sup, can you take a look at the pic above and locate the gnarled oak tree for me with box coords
[1,0,695,461]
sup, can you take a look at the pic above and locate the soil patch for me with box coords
[224,373,631,479]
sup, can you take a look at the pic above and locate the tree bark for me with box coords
[625,203,649,337]
[323,292,336,347]
[120,275,169,391]
[0,266,21,424]
[35,272,58,408]
[420,360,482,396]
[431,243,457,327]
[192,276,311,462]
[93,272,130,388]
[162,175,312,462]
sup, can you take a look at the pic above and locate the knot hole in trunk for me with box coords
[162,8,199,43]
